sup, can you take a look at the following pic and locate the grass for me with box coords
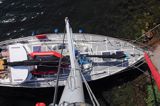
[146,84,160,106]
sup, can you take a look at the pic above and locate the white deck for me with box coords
[0,33,144,88]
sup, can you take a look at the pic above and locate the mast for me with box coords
[65,18,76,76]
[58,17,85,105]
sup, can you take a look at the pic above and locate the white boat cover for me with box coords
[9,44,31,84]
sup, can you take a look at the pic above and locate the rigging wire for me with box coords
[52,30,66,106]
[132,64,150,78]
[80,70,100,106]
[127,24,160,45]
[103,23,160,52]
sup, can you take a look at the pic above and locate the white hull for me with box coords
[0,33,144,88]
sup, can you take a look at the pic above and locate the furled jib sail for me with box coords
[144,52,160,90]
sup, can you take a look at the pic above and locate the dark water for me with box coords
[0,0,135,40]
[0,66,146,106]
[0,0,147,106]
[0,68,145,106]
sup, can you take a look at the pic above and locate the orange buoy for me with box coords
[35,102,46,106]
